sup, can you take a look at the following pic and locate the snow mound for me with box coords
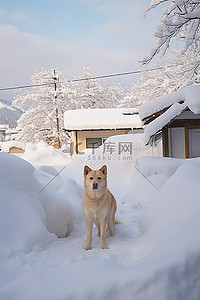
[0,153,55,259]
[35,167,83,236]
[139,159,200,237]
[22,141,70,166]
[135,156,188,177]
[0,183,54,259]
[0,152,78,258]
[39,188,76,238]
[0,152,35,194]
[2,137,200,299]
[0,140,26,152]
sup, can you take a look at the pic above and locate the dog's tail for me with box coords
[115,219,122,225]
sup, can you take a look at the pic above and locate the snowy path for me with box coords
[1,142,200,299]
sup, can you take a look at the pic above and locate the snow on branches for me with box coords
[69,67,124,109]
[13,67,124,146]
[13,69,70,147]
[144,0,200,64]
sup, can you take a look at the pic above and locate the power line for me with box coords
[0,66,167,92]
[0,82,55,92]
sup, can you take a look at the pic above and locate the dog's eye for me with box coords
[90,177,93,180]
[98,177,102,180]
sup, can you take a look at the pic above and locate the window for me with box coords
[86,137,108,149]
[86,138,102,149]
[189,129,200,158]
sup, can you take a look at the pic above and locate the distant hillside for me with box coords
[0,99,22,127]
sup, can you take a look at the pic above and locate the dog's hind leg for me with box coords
[108,203,116,236]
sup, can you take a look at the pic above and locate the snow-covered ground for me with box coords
[0,134,200,300]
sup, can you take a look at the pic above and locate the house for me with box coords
[64,108,143,155]
[5,127,19,141]
[0,125,8,142]
[139,84,200,158]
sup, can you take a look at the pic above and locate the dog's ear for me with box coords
[99,165,107,176]
[84,166,92,176]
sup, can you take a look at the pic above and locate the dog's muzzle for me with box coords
[93,182,98,190]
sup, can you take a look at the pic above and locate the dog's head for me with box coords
[84,165,107,194]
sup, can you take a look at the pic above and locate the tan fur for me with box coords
[83,165,117,250]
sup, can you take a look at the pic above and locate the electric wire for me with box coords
[0,66,168,92]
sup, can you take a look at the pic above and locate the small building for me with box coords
[0,125,8,142]
[5,127,19,141]
[64,108,143,155]
[139,84,200,158]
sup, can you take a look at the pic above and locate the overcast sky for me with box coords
[0,0,164,101]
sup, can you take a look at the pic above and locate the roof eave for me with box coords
[64,127,142,132]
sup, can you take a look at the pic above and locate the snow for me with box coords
[139,159,200,237]
[185,84,200,114]
[0,152,35,193]
[139,84,200,122]
[64,108,141,130]
[0,124,8,129]
[144,102,187,143]
[135,156,188,177]
[0,140,26,152]
[1,137,200,299]
[140,84,200,143]
[0,153,55,259]
[21,141,71,166]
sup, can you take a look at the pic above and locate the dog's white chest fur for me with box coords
[85,201,107,223]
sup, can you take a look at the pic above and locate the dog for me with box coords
[83,165,119,250]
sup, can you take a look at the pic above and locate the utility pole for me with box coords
[53,69,61,149]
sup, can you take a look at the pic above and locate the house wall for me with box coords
[163,110,200,158]
[176,111,200,119]
[70,129,139,156]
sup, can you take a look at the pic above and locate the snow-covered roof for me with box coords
[139,85,200,144]
[64,108,142,131]
[139,84,200,122]
[0,125,8,130]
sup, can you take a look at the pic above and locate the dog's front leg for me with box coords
[84,218,93,250]
[100,217,108,249]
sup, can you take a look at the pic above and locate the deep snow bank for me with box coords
[21,141,70,166]
[0,152,78,259]
[0,152,35,194]
[139,158,200,239]
[1,143,200,300]
[0,153,54,259]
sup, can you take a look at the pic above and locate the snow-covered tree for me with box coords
[13,68,70,147]
[121,43,200,108]
[119,63,173,107]
[143,0,200,65]
[68,67,124,109]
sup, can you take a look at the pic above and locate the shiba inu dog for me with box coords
[83,165,119,250]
